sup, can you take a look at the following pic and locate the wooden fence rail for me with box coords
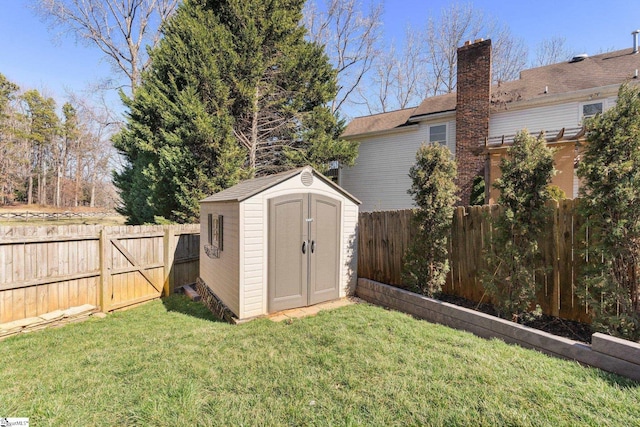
[0,211,117,221]
[0,224,199,323]
[358,200,591,323]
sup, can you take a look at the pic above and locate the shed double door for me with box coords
[268,193,341,312]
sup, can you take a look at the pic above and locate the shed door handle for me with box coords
[302,241,307,254]
[311,240,315,253]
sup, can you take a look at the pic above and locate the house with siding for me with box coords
[339,36,640,211]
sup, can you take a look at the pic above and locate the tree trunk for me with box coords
[27,174,33,205]
[74,151,82,207]
[250,85,259,171]
[55,163,61,207]
[42,171,47,205]
[89,168,97,208]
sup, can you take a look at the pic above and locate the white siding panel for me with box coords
[341,118,455,212]
[489,98,615,139]
[341,203,359,297]
[240,198,265,318]
[341,127,426,212]
[446,120,456,156]
[490,102,579,138]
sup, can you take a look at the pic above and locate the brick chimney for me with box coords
[455,39,492,205]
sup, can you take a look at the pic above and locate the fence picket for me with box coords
[0,224,199,323]
[357,200,592,323]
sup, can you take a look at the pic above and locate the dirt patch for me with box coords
[436,293,593,344]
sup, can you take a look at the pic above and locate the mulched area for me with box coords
[436,293,593,343]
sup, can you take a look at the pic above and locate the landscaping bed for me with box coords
[437,293,593,343]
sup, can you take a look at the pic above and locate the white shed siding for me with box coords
[240,196,265,318]
[199,201,240,315]
[341,203,358,296]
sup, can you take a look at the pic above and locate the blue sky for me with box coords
[2,0,640,116]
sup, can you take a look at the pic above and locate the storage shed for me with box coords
[198,166,360,321]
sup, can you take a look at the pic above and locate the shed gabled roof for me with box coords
[201,166,361,204]
[344,47,640,138]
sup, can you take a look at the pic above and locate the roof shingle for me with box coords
[344,47,640,138]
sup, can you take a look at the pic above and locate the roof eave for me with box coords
[342,123,420,140]
[407,109,456,123]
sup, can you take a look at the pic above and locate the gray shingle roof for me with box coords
[344,47,640,138]
[201,166,360,204]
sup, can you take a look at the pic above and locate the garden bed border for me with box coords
[356,278,640,381]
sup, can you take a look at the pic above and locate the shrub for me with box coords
[577,84,640,342]
[470,175,486,205]
[403,143,458,296]
[482,130,555,319]
[547,185,566,201]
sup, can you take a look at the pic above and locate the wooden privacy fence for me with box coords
[358,200,591,323]
[0,224,199,323]
[0,211,116,222]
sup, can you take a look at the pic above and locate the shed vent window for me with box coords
[301,171,314,186]
[429,124,447,145]
[205,213,223,258]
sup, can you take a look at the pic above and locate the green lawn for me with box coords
[1,296,638,426]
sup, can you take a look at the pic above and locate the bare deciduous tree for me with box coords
[34,0,178,94]
[64,92,120,207]
[421,2,528,95]
[423,2,484,95]
[359,28,427,114]
[534,36,573,66]
[304,0,383,115]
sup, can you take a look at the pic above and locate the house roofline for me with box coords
[491,82,630,113]
[407,109,456,123]
[342,123,420,140]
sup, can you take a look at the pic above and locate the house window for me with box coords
[581,101,603,119]
[429,124,447,145]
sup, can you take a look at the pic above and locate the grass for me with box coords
[0,296,638,426]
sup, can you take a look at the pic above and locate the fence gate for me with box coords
[99,227,199,313]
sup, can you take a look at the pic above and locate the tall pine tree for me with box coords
[114,0,356,224]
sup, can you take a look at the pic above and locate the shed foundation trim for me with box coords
[196,277,238,324]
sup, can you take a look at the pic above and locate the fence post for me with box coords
[163,226,176,296]
[551,200,561,317]
[99,228,110,313]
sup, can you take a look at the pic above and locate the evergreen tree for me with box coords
[483,130,555,319]
[403,143,458,296]
[20,90,60,205]
[114,0,357,224]
[577,84,640,341]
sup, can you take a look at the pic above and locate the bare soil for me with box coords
[437,293,593,344]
